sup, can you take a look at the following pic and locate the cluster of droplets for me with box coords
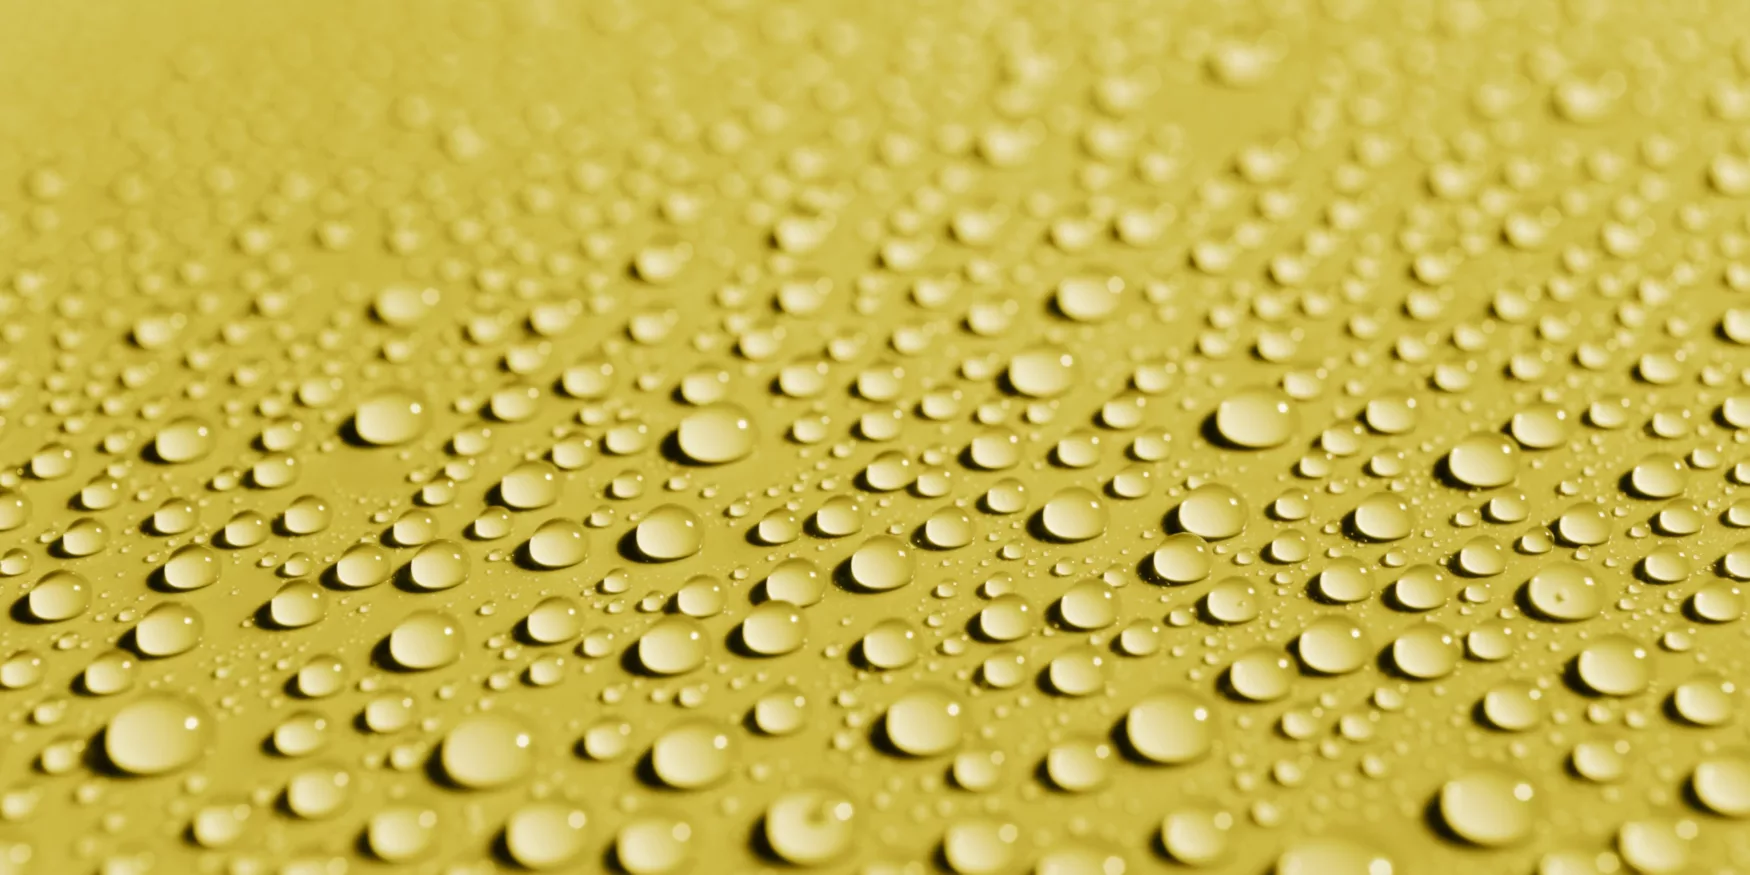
[5,0,1750,873]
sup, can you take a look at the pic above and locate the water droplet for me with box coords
[1212,388,1296,449]
[441,713,534,789]
[104,694,211,775]
[635,505,703,560]
[387,610,463,670]
[353,392,429,446]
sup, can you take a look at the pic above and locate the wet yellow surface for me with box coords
[3,0,1750,872]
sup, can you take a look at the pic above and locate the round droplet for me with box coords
[104,694,212,775]
[753,686,809,736]
[285,765,351,819]
[638,617,708,675]
[635,505,703,561]
[1150,533,1211,584]
[1350,493,1411,541]
[335,544,392,589]
[765,559,826,607]
[162,544,221,591]
[1439,771,1535,847]
[407,540,469,591]
[1627,454,1687,499]
[1043,737,1113,792]
[1056,580,1119,631]
[1510,404,1570,449]
[1670,675,1735,726]
[367,806,438,863]
[388,610,463,670]
[1554,502,1611,546]
[1274,840,1394,875]
[499,461,560,510]
[526,519,589,569]
[1226,649,1294,701]
[1296,617,1367,675]
[0,489,30,531]
[764,789,856,866]
[1006,347,1076,397]
[861,619,919,670]
[1123,690,1213,764]
[1040,487,1107,542]
[1615,820,1690,875]
[942,818,1019,874]
[884,688,962,756]
[1479,682,1544,731]
[504,803,589,871]
[1213,388,1296,449]
[674,404,756,464]
[739,600,806,656]
[1446,432,1518,488]
[134,603,204,657]
[153,417,214,463]
[1159,807,1233,867]
[1524,563,1604,622]
[524,597,581,644]
[353,392,429,446]
[27,571,90,622]
[650,719,733,789]
[1575,635,1650,696]
[615,814,695,875]
[847,535,915,591]
[440,713,533,790]
[1176,485,1246,540]
[1691,755,1750,817]
[1314,558,1373,604]
[1390,623,1458,679]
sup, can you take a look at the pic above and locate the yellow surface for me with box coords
[2,0,1750,872]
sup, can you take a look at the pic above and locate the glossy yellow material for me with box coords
[2,1,1750,873]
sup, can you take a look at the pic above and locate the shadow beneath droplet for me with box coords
[831,559,874,594]
[254,601,289,631]
[1374,645,1413,681]
[1199,413,1245,450]
[619,643,660,678]
[9,596,48,625]
[139,443,173,465]
[369,638,418,674]
[510,542,550,572]
[81,728,128,778]
[632,749,668,790]
[1421,793,1464,844]
[868,716,907,758]
[746,816,787,865]
[1161,505,1186,535]
[1430,456,1469,491]
[658,432,709,468]
[1110,715,1153,765]
[724,624,760,659]
[424,745,462,790]
[1559,656,1600,698]
[336,417,377,449]
[616,529,661,564]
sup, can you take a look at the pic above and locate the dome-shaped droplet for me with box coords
[134,603,204,657]
[27,571,90,622]
[504,803,589,871]
[407,540,469,591]
[847,535,915,591]
[739,600,806,656]
[860,619,919,670]
[524,597,581,645]
[1150,533,1211,584]
[353,392,429,446]
[649,719,733,789]
[1446,432,1518,488]
[1691,755,1750,817]
[1313,557,1373,604]
[104,693,212,775]
[1006,347,1077,397]
[1212,388,1296,449]
[441,713,534,790]
[764,789,856,866]
[498,460,560,510]
[162,544,221,591]
[1123,690,1213,765]
[674,404,756,464]
[153,416,214,463]
[884,688,962,756]
[1040,487,1107,542]
[1176,484,1247,540]
[1574,635,1650,696]
[1295,616,1367,675]
[615,814,695,875]
[638,617,708,675]
[635,505,703,561]
[1524,563,1604,622]
[366,806,439,863]
[526,519,588,569]
[387,610,463,670]
[1350,493,1411,541]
